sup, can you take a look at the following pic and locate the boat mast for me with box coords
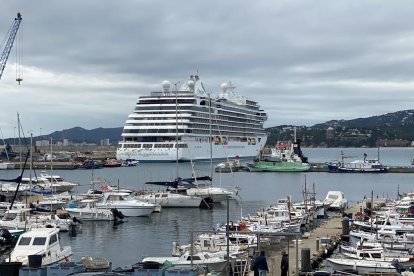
[18,113,21,170]
[175,82,179,179]
[377,147,380,162]
[209,93,213,179]
[28,132,33,207]
[50,137,54,193]
[294,126,297,143]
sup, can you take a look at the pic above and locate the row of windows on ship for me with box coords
[122,129,264,137]
[137,98,261,112]
[123,124,264,136]
[133,108,265,121]
[121,137,258,149]
[130,115,263,125]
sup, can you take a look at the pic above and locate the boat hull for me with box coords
[246,161,310,172]
[96,205,154,217]
[116,138,266,162]
[136,194,202,208]
[66,208,114,221]
[327,258,398,274]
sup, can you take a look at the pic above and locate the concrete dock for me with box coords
[258,202,364,276]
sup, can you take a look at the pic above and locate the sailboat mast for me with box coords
[175,83,179,179]
[28,132,32,207]
[50,137,54,193]
[209,93,213,179]
[18,113,21,170]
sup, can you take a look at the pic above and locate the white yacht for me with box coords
[65,199,115,221]
[96,191,155,217]
[40,172,79,192]
[135,191,202,208]
[323,191,348,211]
[116,74,268,162]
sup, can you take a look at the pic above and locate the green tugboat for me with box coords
[246,137,310,172]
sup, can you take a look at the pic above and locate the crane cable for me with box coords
[15,19,23,84]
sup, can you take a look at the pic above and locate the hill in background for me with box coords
[4,110,414,147]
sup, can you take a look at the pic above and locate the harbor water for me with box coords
[1,147,413,268]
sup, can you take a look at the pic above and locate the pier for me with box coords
[309,163,414,173]
[254,201,367,276]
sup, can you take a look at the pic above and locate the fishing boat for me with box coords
[7,228,72,266]
[327,152,388,173]
[246,137,310,172]
[116,74,267,162]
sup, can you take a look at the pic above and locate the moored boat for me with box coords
[215,156,247,172]
[96,191,155,217]
[142,250,227,273]
[65,199,116,221]
[7,227,72,266]
[323,191,348,211]
[135,191,202,208]
[327,152,388,173]
[246,138,310,172]
[102,159,123,168]
[326,257,400,274]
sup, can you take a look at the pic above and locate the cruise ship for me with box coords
[116,75,268,162]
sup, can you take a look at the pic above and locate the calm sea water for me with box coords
[1,147,414,268]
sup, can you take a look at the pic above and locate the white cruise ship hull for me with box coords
[117,138,266,162]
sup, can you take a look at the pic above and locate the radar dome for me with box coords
[162,80,171,91]
[220,82,229,92]
[187,80,195,90]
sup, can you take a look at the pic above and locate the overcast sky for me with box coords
[1,1,414,139]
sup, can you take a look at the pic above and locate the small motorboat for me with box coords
[122,159,139,167]
[7,228,72,266]
[65,199,116,221]
[96,191,155,217]
[102,159,123,168]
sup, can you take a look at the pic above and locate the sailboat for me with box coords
[180,93,235,203]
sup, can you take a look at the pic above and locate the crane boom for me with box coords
[0,12,22,81]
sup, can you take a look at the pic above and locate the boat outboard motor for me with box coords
[111,208,125,220]
[392,260,406,273]
[0,228,15,246]
[73,216,82,224]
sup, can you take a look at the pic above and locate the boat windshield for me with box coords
[18,237,31,245]
[33,237,47,245]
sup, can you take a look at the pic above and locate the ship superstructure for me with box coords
[116,75,267,162]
